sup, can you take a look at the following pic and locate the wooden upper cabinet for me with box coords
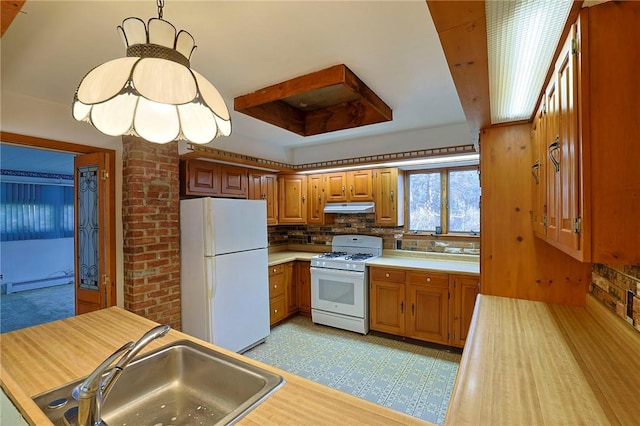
[278,174,307,224]
[307,174,328,225]
[373,168,404,226]
[532,3,640,264]
[180,160,247,199]
[325,171,373,202]
[325,172,348,202]
[248,172,278,225]
[348,170,373,201]
[220,165,248,198]
[531,102,547,238]
[180,159,220,196]
[556,29,581,254]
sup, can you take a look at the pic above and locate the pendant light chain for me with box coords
[157,0,164,19]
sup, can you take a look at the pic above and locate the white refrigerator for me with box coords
[180,197,270,353]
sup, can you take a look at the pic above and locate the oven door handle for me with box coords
[310,267,365,277]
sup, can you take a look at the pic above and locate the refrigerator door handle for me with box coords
[206,258,216,300]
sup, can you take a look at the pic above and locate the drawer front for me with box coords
[269,274,285,298]
[408,271,449,287]
[370,268,406,283]
[269,264,284,276]
[270,297,286,324]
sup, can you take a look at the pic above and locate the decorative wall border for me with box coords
[183,143,477,172]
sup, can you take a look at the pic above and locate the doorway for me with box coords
[0,132,117,333]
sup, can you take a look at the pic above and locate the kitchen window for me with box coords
[406,167,480,235]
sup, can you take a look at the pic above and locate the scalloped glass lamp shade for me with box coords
[72,17,231,144]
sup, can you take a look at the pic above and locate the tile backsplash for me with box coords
[591,263,640,333]
[267,213,479,255]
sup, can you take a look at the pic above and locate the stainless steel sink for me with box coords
[33,339,284,426]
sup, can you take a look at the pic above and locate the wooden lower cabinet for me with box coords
[296,261,311,314]
[285,262,297,316]
[450,275,480,347]
[370,268,406,335]
[269,261,306,325]
[369,267,478,348]
[407,271,449,345]
[268,264,286,325]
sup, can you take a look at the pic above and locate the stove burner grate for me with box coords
[345,253,374,261]
[319,251,348,258]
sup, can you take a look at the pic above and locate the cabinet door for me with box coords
[263,174,278,226]
[347,170,373,201]
[220,165,248,198]
[451,275,480,348]
[370,267,406,334]
[373,168,404,226]
[285,262,297,315]
[307,174,325,224]
[556,29,581,252]
[325,172,348,202]
[531,103,547,238]
[407,272,449,344]
[296,261,311,314]
[370,280,406,335]
[545,78,560,243]
[247,173,263,201]
[278,175,307,224]
[181,160,220,196]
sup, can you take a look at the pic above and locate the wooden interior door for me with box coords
[74,152,113,314]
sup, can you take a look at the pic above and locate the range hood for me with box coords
[323,202,375,214]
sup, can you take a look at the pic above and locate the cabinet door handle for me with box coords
[390,190,394,202]
[531,161,540,184]
[548,137,560,172]
[342,185,346,194]
[385,273,390,278]
[401,301,404,313]
[426,277,431,282]
[411,303,415,315]
[350,184,354,194]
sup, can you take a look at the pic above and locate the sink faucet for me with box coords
[73,324,171,426]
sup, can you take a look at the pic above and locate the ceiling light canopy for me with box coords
[72,0,231,144]
[486,0,572,124]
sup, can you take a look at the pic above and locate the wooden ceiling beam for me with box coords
[1,0,25,37]
[234,64,392,137]
[426,1,491,147]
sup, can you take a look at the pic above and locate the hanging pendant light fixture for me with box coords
[72,0,231,144]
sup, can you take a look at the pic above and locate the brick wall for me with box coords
[268,213,402,249]
[591,264,640,334]
[268,213,478,255]
[122,136,181,330]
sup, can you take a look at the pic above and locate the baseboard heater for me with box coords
[4,273,73,295]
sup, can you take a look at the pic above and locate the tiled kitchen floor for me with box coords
[245,315,461,425]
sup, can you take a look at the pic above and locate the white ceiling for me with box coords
[0,0,468,164]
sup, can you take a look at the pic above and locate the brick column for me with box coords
[122,136,181,330]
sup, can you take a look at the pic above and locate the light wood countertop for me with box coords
[267,251,316,266]
[269,249,479,275]
[446,294,640,425]
[0,307,430,426]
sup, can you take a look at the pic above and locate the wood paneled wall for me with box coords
[480,124,591,306]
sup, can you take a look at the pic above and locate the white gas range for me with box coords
[310,235,383,334]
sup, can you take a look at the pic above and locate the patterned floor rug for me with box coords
[244,315,461,425]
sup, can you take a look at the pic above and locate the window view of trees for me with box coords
[408,172,441,231]
[407,167,480,234]
[448,169,480,233]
